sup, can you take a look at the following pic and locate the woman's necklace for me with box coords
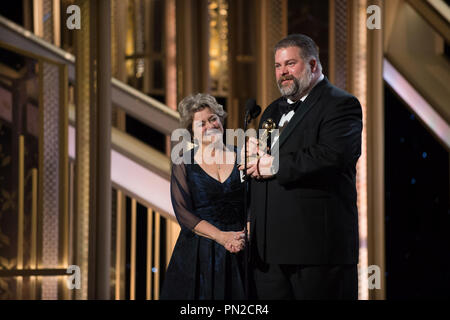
[216,149,223,171]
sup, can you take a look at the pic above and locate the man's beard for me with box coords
[277,64,313,100]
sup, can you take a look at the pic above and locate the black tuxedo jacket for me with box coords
[249,77,362,265]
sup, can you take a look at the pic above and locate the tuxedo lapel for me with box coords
[272,77,329,153]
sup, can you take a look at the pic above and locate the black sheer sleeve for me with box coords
[170,163,202,230]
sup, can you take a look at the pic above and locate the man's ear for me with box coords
[309,58,317,73]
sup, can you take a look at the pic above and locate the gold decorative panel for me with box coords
[40,61,61,299]
[209,0,229,96]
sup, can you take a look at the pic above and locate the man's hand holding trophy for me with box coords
[239,118,278,180]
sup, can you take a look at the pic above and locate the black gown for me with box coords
[160,149,246,300]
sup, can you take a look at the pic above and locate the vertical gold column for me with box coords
[37,60,44,301]
[175,0,187,98]
[329,0,349,90]
[165,0,178,264]
[68,162,75,300]
[200,0,210,94]
[176,0,210,99]
[130,199,137,300]
[257,0,287,111]
[125,0,136,87]
[146,208,153,300]
[33,0,44,37]
[112,3,127,298]
[165,0,177,110]
[111,0,127,301]
[111,0,118,79]
[53,0,61,47]
[114,191,121,300]
[40,60,62,300]
[153,212,160,300]
[111,0,127,130]
[165,0,177,153]
[348,0,370,300]
[42,0,54,44]
[115,190,125,300]
[366,0,385,300]
[93,0,112,299]
[134,0,145,85]
[30,168,38,299]
[23,0,33,31]
[165,219,180,270]
[328,0,336,84]
[17,135,25,300]
[113,0,128,84]
[74,0,91,300]
[58,64,69,300]
[143,0,152,95]
[228,0,257,129]
[331,0,370,299]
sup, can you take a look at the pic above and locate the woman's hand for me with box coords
[217,230,246,253]
[193,221,246,253]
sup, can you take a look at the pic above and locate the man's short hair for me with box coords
[274,34,322,70]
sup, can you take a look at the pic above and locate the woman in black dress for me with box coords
[160,93,246,300]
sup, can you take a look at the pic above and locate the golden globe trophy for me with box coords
[260,118,277,155]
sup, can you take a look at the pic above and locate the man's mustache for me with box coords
[278,75,295,83]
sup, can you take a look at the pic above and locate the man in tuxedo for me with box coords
[239,34,362,299]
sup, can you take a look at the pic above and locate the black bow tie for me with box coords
[278,99,301,115]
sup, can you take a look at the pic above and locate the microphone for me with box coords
[243,99,261,299]
[242,99,260,181]
[245,98,261,123]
